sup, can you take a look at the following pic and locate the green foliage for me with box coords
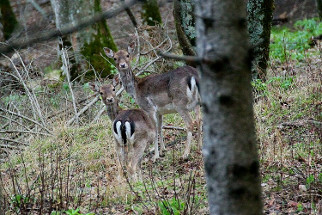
[158,197,185,215]
[270,18,322,62]
[305,174,315,189]
[297,203,304,212]
[10,194,31,213]
[51,208,94,215]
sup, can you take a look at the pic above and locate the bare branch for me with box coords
[0,130,52,136]
[91,105,106,123]
[162,125,185,131]
[121,0,138,27]
[0,108,52,134]
[0,0,141,54]
[158,51,203,63]
[67,96,100,126]
[0,138,28,146]
[61,46,79,125]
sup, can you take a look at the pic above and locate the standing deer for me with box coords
[90,82,155,181]
[103,43,201,160]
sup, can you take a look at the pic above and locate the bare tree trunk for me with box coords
[0,0,18,40]
[141,0,162,26]
[173,0,196,57]
[195,0,263,214]
[247,0,274,80]
[50,0,117,79]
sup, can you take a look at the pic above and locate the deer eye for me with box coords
[126,54,129,58]
[113,58,117,61]
[100,92,103,95]
[113,88,116,91]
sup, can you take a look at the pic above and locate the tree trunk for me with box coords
[173,0,196,57]
[50,0,117,79]
[195,0,263,214]
[141,0,162,26]
[0,0,18,40]
[317,0,322,20]
[247,0,274,80]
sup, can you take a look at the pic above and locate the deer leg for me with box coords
[115,145,124,180]
[177,109,194,159]
[151,111,160,161]
[129,139,147,182]
[157,114,166,154]
[195,105,203,149]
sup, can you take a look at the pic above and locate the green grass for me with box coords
[270,18,322,62]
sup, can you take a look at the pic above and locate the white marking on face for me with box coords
[113,121,123,145]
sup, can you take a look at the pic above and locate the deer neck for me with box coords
[119,67,138,100]
[106,99,122,121]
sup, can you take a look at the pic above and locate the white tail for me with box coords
[90,82,156,181]
[103,44,202,160]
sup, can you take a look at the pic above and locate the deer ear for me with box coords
[89,82,99,92]
[127,41,136,54]
[103,47,114,58]
[112,74,120,87]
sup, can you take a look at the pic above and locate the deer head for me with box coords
[103,42,135,71]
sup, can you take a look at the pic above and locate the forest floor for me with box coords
[0,1,321,214]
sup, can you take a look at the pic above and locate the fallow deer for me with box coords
[90,82,156,181]
[103,43,201,160]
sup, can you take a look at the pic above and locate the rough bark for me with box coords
[247,0,274,80]
[195,0,263,214]
[141,0,162,26]
[173,0,196,57]
[0,0,18,40]
[50,0,117,79]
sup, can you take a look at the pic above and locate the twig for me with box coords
[91,105,106,123]
[26,0,48,20]
[162,125,185,131]
[278,119,322,129]
[0,143,23,150]
[158,51,205,63]
[0,130,52,136]
[0,108,52,134]
[67,95,100,125]
[121,0,138,27]
[0,138,27,146]
[61,45,79,125]
[0,0,141,54]
[3,53,47,128]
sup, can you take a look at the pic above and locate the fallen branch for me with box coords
[91,105,106,123]
[0,138,28,146]
[0,130,52,136]
[0,108,52,134]
[278,119,322,129]
[0,143,23,150]
[67,95,100,125]
[162,125,185,131]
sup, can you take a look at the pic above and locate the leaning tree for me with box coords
[195,0,263,214]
